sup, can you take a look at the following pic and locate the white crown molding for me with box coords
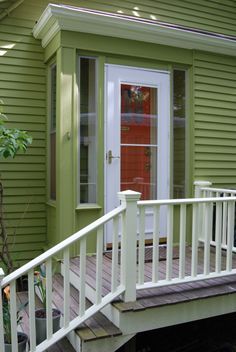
[33,4,236,56]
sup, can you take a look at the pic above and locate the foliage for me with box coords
[3,286,27,344]
[34,264,46,309]
[0,100,32,273]
[0,100,32,158]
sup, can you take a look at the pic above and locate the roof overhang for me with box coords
[33,3,236,56]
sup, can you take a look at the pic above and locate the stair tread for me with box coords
[54,274,122,342]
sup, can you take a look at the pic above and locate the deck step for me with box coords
[18,273,122,351]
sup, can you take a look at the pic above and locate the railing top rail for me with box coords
[138,196,236,207]
[1,204,126,287]
[200,187,236,194]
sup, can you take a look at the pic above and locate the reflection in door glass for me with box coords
[120,84,158,200]
[173,70,186,198]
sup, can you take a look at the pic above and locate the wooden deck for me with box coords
[69,245,236,311]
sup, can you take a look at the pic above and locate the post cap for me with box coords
[194,180,212,187]
[118,190,141,202]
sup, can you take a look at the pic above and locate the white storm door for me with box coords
[105,64,170,245]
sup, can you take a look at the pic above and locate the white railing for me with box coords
[195,181,236,250]
[1,185,236,350]
[136,193,236,291]
[0,194,135,352]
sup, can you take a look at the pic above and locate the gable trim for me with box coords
[33,4,236,56]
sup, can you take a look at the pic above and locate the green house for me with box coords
[1,0,235,263]
[1,1,236,351]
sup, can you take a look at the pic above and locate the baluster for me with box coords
[226,200,235,272]
[204,202,212,275]
[138,207,145,285]
[96,226,103,304]
[222,193,227,246]
[191,203,198,277]
[46,258,53,340]
[166,205,173,281]
[215,201,222,273]
[28,269,36,350]
[9,280,18,352]
[152,205,160,283]
[79,237,86,316]
[179,204,186,279]
[0,269,5,352]
[63,247,70,327]
[111,216,119,292]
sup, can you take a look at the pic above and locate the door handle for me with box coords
[107,150,120,164]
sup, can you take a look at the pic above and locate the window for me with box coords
[173,69,186,198]
[49,64,56,200]
[79,57,97,203]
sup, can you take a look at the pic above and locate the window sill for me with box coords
[76,204,102,211]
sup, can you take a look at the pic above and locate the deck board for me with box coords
[68,245,236,313]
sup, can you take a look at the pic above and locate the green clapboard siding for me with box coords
[194,51,236,188]
[12,0,236,36]
[0,10,46,267]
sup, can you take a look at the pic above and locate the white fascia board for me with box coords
[33,4,236,56]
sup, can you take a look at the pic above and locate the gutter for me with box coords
[0,0,24,21]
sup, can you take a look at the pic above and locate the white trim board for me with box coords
[33,4,236,56]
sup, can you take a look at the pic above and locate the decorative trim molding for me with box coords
[33,4,236,56]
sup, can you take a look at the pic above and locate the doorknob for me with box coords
[107,150,120,164]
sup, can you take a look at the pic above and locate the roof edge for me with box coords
[33,3,236,56]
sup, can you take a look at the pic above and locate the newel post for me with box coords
[118,190,141,302]
[194,180,212,198]
[0,268,5,351]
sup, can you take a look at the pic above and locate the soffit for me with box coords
[33,3,236,56]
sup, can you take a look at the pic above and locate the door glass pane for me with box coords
[120,84,158,200]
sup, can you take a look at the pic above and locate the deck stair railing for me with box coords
[0,187,236,351]
[0,192,136,352]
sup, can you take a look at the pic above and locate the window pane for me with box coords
[120,84,158,200]
[173,70,186,198]
[50,64,56,200]
[79,58,97,203]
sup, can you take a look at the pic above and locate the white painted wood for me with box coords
[96,226,103,304]
[0,270,4,352]
[33,286,125,352]
[46,258,53,340]
[203,203,212,275]
[63,247,70,327]
[118,190,141,302]
[138,196,236,207]
[166,205,173,281]
[105,64,170,244]
[138,206,145,285]
[179,204,186,279]
[226,201,235,272]
[79,237,86,316]
[191,203,198,277]
[28,269,36,350]
[136,268,236,291]
[215,202,222,273]
[10,281,18,352]
[111,216,119,292]
[222,194,227,247]
[152,206,160,283]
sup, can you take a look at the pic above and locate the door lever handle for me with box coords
[107,150,120,164]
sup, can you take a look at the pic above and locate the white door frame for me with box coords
[104,64,170,245]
